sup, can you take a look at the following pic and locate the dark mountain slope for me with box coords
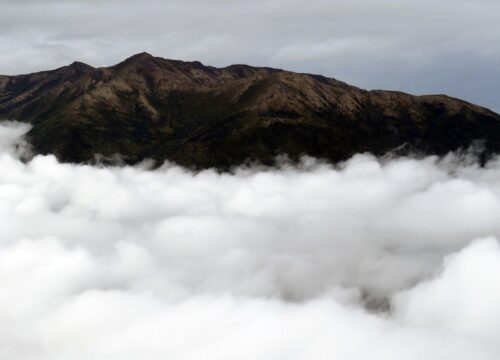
[1,52,499,168]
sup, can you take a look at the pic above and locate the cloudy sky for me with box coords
[1,0,499,111]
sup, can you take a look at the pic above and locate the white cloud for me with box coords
[394,237,500,342]
[0,122,500,358]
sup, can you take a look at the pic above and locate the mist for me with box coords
[1,121,499,359]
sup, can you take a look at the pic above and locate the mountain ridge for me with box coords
[1,53,499,168]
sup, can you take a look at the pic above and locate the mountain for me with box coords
[1,52,500,168]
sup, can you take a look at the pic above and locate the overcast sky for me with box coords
[1,0,499,111]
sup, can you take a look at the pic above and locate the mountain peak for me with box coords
[127,51,154,60]
[114,52,158,70]
[1,54,499,169]
[126,52,155,62]
[69,61,95,72]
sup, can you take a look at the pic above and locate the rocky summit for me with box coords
[1,52,499,168]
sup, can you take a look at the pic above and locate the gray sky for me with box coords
[1,0,499,111]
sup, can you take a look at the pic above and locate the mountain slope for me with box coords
[1,52,499,168]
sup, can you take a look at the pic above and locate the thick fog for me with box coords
[1,121,499,359]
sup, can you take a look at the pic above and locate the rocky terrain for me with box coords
[1,52,499,168]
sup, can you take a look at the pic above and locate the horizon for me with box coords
[3,51,498,113]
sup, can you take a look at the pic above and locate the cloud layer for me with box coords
[1,0,499,111]
[0,122,500,358]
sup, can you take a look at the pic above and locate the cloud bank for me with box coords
[1,122,500,359]
[1,0,499,111]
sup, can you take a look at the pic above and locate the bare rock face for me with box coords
[1,52,499,168]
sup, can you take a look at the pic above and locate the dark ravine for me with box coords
[1,52,499,169]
